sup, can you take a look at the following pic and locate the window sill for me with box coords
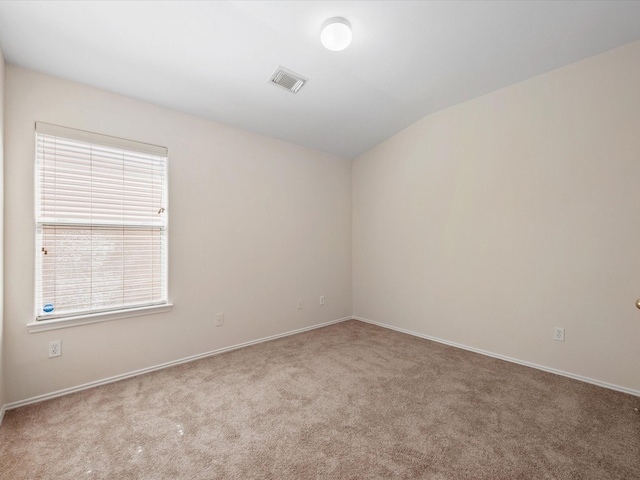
[26,304,173,333]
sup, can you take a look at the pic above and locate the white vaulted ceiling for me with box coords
[1,1,640,159]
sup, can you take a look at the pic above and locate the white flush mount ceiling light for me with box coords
[321,17,352,51]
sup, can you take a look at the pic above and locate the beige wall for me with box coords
[0,46,5,415]
[353,40,640,393]
[5,40,640,406]
[4,66,352,404]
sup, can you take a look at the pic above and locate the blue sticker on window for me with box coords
[43,303,55,313]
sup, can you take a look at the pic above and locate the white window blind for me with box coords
[35,122,168,321]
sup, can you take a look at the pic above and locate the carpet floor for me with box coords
[1,320,639,479]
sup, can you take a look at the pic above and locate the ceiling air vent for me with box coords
[269,66,307,94]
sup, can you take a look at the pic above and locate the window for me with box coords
[35,122,168,323]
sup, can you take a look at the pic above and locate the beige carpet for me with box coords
[1,320,638,479]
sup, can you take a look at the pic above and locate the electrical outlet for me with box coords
[215,313,224,327]
[553,327,565,342]
[49,340,61,358]
[319,296,325,305]
[297,299,303,310]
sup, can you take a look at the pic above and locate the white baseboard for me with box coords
[353,316,640,398]
[4,316,352,412]
[5,314,636,420]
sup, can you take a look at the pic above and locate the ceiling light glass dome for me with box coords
[321,17,352,51]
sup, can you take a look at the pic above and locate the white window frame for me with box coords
[28,123,172,333]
